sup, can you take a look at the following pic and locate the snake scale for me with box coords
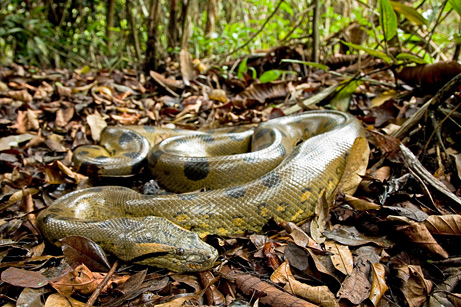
[37,110,364,272]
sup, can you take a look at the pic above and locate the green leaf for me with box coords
[248,67,257,79]
[330,79,362,111]
[281,59,328,71]
[280,2,293,16]
[390,1,427,25]
[342,41,392,63]
[448,0,461,16]
[33,36,48,57]
[395,53,427,64]
[379,0,398,41]
[260,70,283,83]
[237,57,248,79]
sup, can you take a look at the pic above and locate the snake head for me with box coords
[114,216,218,272]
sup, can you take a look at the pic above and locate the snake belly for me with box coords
[37,110,364,272]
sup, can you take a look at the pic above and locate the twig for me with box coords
[218,0,285,62]
[392,72,461,139]
[85,260,119,307]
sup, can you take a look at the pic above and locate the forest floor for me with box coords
[1,51,461,307]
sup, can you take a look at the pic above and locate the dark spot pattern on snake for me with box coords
[225,186,246,198]
[198,135,215,143]
[123,152,140,159]
[254,128,270,140]
[143,126,156,133]
[148,150,164,168]
[184,160,210,181]
[78,150,89,156]
[275,144,286,157]
[118,131,135,145]
[178,193,199,200]
[260,172,282,188]
[94,156,109,163]
[243,156,259,163]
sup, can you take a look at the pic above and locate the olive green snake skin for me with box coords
[37,110,364,272]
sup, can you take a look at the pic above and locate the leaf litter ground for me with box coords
[0,55,461,307]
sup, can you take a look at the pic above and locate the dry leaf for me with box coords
[50,264,100,296]
[1,267,48,288]
[424,214,461,235]
[283,222,321,249]
[180,48,194,86]
[87,113,107,142]
[324,240,353,275]
[369,262,388,306]
[271,261,339,307]
[0,133,35,151]
[337,258,371,304]
[8,89,33,102]
[27,108,40,130]
[343,194,381,211]
[338,136,370,195]
[402,265,433,307]
[44,293,85,307]
[391,216,449,258]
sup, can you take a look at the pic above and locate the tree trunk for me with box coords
[126,0,142,62]
[167,0,179,52]
[145,0,161,72]
[106,0,116,52]
[312,0,320,63]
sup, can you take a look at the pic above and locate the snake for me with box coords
[37,110,364,272]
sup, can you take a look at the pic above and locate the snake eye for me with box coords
[176,248,185,256]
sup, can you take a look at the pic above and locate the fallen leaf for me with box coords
[86,113,107,142]
[271,261,338,307]
[0,134,35,151]
[391,216,449,258]
[369,262,388,306]
[402,265,433,307]
[60,236,111,272]
[44,293,85,307]
[324,240,353,275]
[424,214,461,235]
[337,258,371,305]
[1,267,48,288]
[324,225,393,247]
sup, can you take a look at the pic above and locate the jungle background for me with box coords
[1,0,461,306]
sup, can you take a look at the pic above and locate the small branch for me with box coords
[85,260,119,307]
[218,0,285,62]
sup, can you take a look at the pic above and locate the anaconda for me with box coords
[37,110,364,272]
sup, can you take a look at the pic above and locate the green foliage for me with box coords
[341,41,392,63]
[0,0,459,69]
[379,0,398,41]
[259,70,283,83]
[281,59,328,71]
[390,1,427,26]
[448,0,461,17]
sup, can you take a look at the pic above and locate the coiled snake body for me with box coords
[38,110,364,272]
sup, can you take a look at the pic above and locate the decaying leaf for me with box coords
[391,216,449,258]
[44,293,86,307]
[1,267,48,288]
[324,240,353,276]
[369,262,388,306]
[0,133,35,151]
[337,137,370,196]
[230,271,318,307]
[271,261,338,307]
[424,214,461,235]
[402,265,433,307]
[60,235,111,272]
[49,263,129,297]
[86,113,107,142]
[337,258,371,305]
